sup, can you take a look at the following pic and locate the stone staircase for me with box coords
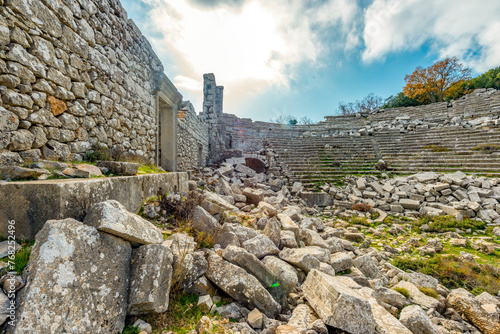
[267,136,380,188]
[268,125,500,189]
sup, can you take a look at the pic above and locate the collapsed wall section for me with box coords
[0,0,168,163]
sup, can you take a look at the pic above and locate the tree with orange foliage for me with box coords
[403,57,472,103]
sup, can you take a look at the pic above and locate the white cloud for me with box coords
[362,0,500,72]
[142,0,359,109]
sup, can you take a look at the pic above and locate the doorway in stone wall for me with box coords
[157,94,177,172]
[198,144,203,167]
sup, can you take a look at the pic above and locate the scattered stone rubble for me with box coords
[0,149,144,180]
[2,156,499,334]
[326,171,500,225]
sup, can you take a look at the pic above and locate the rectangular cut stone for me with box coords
[128,244,173,315]
[300,192,332,207]
[8,219,131,333]
[0,173,188,240]
[400,199,420,210]
[84,200,163,246]
[302,270,376,334]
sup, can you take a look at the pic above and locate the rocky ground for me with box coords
[2,153,500,334]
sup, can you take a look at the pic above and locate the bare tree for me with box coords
[299,116,314,124]
[338,93,383,115]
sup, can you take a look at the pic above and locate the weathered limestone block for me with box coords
[201,191,237,214]
[96,161,139,176]
[243,187,264,205]
[301,229,330,249]
[262,217,281,247]
[222,245,276,288]
[286,304,319,333]
[8,219,131,334]
[279,247,321,273]
[357,287,412,334]
[400,198,421,210]
[330,252,353,273]
[128,244,173,315]
[242,234,279,259]
[7,130,34,151]
[205,251,281,317]
[0,166,44,180]
[302,270,376,334]
[393,281,439,310]
[278,213,299,239]
[280,230,298,248]
[84,200,163,246]
[373,287,409,309]
[0,107,18,132]
[353,254,384,279]
[262,255,298,306]
[399,305,440,334]
[447,290,500,334]
[191,205,220,235]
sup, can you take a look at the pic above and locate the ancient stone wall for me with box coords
[177,101,209,170]
[0,0,171,163]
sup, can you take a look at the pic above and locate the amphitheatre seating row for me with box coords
[268,124,500,188]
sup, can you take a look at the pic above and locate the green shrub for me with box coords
[144,293,229,334]
[14,245,33,275]
[418,287,438,299]
[413,215,486,233]
[472,144,500,152]
[121,325,140,334]
[423,145,450,152]
[393,287,410,299]
[85,143,112,162]
[392,255,500,295]
[138,165,167,174]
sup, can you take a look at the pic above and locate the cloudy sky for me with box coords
[121,0,500,122]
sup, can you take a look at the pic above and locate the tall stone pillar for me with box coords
[203,73,225,163]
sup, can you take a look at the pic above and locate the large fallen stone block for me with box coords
[399,198,421,210]
[262,256,299,306]
[286,304,319,333]
[399,305,440,334]
[278,213,299,238]
[263,217,281,247]
[301,229,330,249]
[357,287,412,334]
[302,270,376,334]
[9,219,131,334]
[299,192,332,207]
[330,252,353,273]
[393,281,439,310]
[235,163,256,177]
[353,254,384,279]
[191,205,220,235]
[205,251,281,317]
[128,244,173,315]
[447,290,500,334]
[84,200,163,246]
[222,245,276,288]
[279,248,325,273]
[242,187,264,205]
[242,234,279,259]
[372,287,409,309]
[96,161,139,176]
[201,191,238,215]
